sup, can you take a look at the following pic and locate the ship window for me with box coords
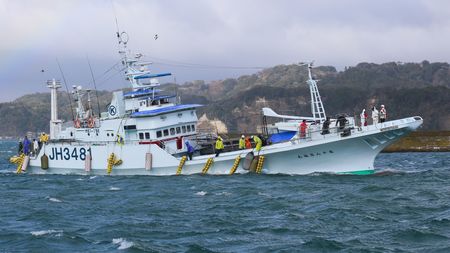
[170,128,175,135]
[176,127,181,134]
[156,131,162,138]
[163,129,169,136]
[145,132,150,139]
[178,113,183,117]
[191,125,195,131]
[124,125,137,130]
[182,126,186,133]
[187,125,191,132]
[107,133,110,137]
[139,133,144,139]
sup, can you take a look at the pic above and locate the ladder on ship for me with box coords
[306,63,326,122]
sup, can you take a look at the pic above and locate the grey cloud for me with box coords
[0,0,449,102]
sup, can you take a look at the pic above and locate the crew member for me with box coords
[23,136,31,155]
[239,135,246,149]
[215,136,224,157]
[299,120,307,138]
[33,139,39,155]
[371,106,379,124]
[18,140,23,155]
[379,105,387,123]
[252,135,262,152]
[116,134,124,146]
[336,115,347,131]
[245,137,252,149]
[185,141,195,160]
[321,117,331,135]
[40,133,49,143]
[360,109,368,126]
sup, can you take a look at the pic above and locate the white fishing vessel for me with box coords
[10,32,423,175]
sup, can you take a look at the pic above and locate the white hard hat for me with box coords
[250,135,254,138]
[381,105,385,107]
[241,135,245,138]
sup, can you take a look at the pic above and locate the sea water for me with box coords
[0,141,449,252]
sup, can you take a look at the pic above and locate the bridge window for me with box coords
[145,132,150,139]
[163,129,169,136]
[139,133,144,139]
[176,127,181,134]
[187,125,191,132]
[182,126,186,133]
[191,125,195,131]
[170,128,175,135]
[156,131,162,138]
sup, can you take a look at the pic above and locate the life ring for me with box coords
[74,119,81,128]
[87,117,95,128]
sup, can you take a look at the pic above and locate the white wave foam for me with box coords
[46,196,62,203]
[215,191,231,196]
[112,238,134,250]
[257,192,271,198]
[89,176,97,180]
[109,186,121,191]
[195,191,207,196]
[31,230,63,236]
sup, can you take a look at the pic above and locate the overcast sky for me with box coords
[0,0,449,102]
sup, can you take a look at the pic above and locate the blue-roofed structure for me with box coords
[131,104,203,117]
[134,72,172,80]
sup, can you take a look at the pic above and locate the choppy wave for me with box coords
[0,141,449,252]
[46,196,63,203]
[112,238,134,250]
[195,191,207,196]
[31,230,63,236]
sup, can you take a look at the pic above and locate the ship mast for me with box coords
[304,62,326,122]
[116,31,171,90]
[47,79,62,139]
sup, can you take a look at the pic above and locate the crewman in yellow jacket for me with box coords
[252,135,262,152]
[238,135,246,149]
[39,133,49,143]
[215,136,224,157]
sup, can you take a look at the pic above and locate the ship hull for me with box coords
[25,117,422,176]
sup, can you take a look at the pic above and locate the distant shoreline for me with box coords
[382,131,450,152]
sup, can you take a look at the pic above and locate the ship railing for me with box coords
[289,122,358,144]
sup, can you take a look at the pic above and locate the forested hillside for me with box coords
[1,61,448,137]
